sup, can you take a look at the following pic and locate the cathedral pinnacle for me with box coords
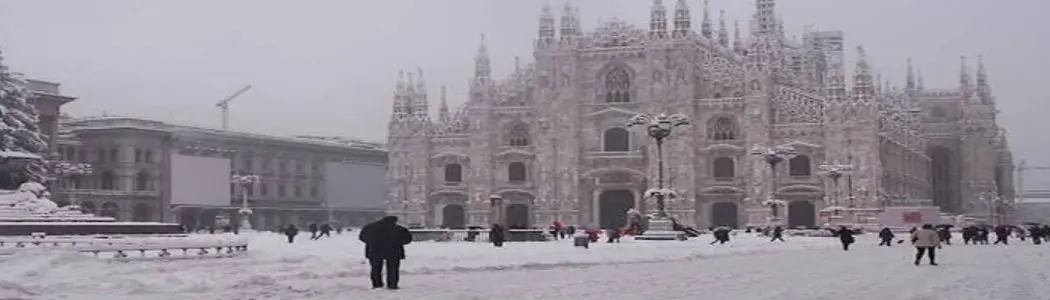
[673,0,692,38]
[438,85,450,124]
[717,10,729,47]
[559,1,580,41]
[852,45,874,103]
[732,19,744,53]
[650,0,668,38]
[475,33,491,79]
[977,55,988,86]
[906,58,915,92]
[700,0,712,39]
[537,0,556,45]
[753,0,778,36]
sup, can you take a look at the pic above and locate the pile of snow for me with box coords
[0,232,842,298]
[0,181,111,219]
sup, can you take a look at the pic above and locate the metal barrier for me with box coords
[0,235,249,259]
[409,229,550,242]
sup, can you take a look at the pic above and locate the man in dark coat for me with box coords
[359,216,412,289]
[837,226,856,251]
[878,227,895,246]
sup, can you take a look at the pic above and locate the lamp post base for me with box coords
[238,208,253,232]
[635,217,685,241]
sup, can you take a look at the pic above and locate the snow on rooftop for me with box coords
[0,151,40,160]
[63,115,386,152]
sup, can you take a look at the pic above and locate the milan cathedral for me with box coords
[386,0,1015,229]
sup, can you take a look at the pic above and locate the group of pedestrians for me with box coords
[281,222,338,243]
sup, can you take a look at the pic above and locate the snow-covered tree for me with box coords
[0,49,48,156]
[0,48,49,188]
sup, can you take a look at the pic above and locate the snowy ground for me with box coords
[1,232,1047,300]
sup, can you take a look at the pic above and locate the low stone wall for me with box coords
[0,222,183,236]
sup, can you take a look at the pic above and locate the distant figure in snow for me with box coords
[837,226,855,251]
[283,224,299,244]
[878,227,895,246]
[769,226,785,242]
[319,223,333,239]
[937,227,952,245]
[911,224,940,266]
[308,223,319,240]
[359,216,412,290]
[710,227,731,245]
[993,226,1010,245]
[489,224,506,247]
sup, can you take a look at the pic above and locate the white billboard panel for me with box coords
[170,154,232,206]
[324,162,387,209]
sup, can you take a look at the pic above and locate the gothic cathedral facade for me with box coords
[386,0,1015,229]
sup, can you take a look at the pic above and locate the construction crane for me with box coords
[215,85,253,130]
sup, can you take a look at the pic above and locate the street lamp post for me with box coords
[818,163,853,225]
[750,145,797,226]
[231,173,260,231]
[627,112,689,241]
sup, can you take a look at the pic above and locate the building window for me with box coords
[294,185,302,197]
[278,184,286,197]
[603,128,630,152]
[260,183,269,197]
[603,67,632,103]
[145,150,154,163]
[444,164,463,183]
[789,155,812,176]
[506,123,530,146]
[109,148,119,162]
[100,171,117,190]
[96,150,106,162]
[310,185,318,197]
[713,157,735,178]
[135,171,150,191]
[135,149,142,163]
[508,162,527,182]
[709,116,739,140]
[242,156,253,171]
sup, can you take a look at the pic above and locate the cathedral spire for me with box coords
[413,67,428,118]
[852,45,874,103]
[753,0,778,36]
[917,68,925,91]
[717,10,729,47]
[438,85,450,124]
[537,1,556,47]
[559,1,580,42]
[906,58,915,92]
[673,0,692,38]
[699,0,712,39]
[392,70,409,119]
[475,33,491,80]
[977,55,988,86]
[649,0,668,38]
[959,55,972,94]
[732,19,744,53]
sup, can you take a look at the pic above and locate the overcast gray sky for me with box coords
[1,0,1047,186]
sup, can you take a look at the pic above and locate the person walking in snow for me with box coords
[878,227,895,246]
[489,224,506,247]
[769,226,785,242]
[937,226,952,245]
[318,223,332,239]
[993,225,1010,245]
[359,216,412,290]
[710,227,731,245]
[911,224,940,266]
[308,223,319,240]
[837,226,855,251]
[283,224,299,244]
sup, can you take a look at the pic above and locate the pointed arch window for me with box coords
[789,155,812,176]
[506,123,530,147]
[604,67,632,103]
[709,116,739,140]
[508,162,527,183]
[603,128,630,152]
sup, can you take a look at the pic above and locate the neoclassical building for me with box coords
[386,0,1014,229]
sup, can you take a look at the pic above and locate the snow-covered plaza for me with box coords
[1,232,1048,300]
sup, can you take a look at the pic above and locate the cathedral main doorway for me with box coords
[505,204,530,228]
[710,202,739,228]
[787,200,816,228]
[442,205,466,229]
[598,190,634,229]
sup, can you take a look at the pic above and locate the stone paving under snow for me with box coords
[1,232,1047,300]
